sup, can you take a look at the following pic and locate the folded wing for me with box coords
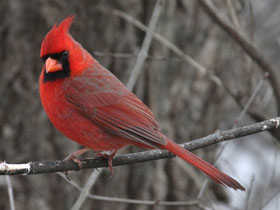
[64,68,167,148]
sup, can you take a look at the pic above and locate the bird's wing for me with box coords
[64,67,167,148]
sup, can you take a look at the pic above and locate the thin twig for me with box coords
[87,194,199,206]
[126,0,163,90]
[176,154,217,209]
[197,0,280,114]
[5,175,15,210]
[57,172,82,191]
[197,73,266,198]
[196,179,209,200]
[244,176,255,210]
[223,77,268,123]
[0,117,279,175]
[217,72,266,162]
[113,9,223,87]
[234,72,268,127]
[226,0,241,29]
[93,51,182,62]
[259,148,279,209]
[261,190,280,209]
[71,169,103,210]
[56,172,204,207]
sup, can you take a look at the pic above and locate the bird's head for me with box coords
[40,15,93,82]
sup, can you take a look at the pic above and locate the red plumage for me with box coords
[39,16,245,191]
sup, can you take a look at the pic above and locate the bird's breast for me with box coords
[39,78,128,151]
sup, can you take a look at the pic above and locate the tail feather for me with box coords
[164,139,245,191]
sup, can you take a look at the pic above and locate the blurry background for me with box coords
[0,0,280,209]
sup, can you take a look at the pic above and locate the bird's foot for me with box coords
[95,150,117,176]
[64,147,91,169]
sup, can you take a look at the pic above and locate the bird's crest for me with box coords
[40,15,75,57]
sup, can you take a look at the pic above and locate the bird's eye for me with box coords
[61,51,69,59]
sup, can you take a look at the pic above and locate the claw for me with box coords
[68,155,83,169]
[96,150,117,177]
[64,147,90,169]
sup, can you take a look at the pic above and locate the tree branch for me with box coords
[56,172,205,207]
[126,0,164,91]
[112,8,280,141]
[197,0,280,115]
[5,175,15,210]
[71,169,102,210]
[1,117,279,175]
[113,9,223,87]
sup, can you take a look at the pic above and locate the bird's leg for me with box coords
[95,150,117,176]
[63,147,91,180]
[64,147,91,168]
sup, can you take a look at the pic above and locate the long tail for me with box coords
[163,139,245,191]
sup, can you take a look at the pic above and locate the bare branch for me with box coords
[244,176,255,210]
[197,0,280,114]
[113,9,223,87]
[197,73,266,198]
[0,117,279,176]
[259,149,279,208]
[226,0,241,29]
[92,51,182,62]
[56,172,207,207]
[71,169,103,210]
[234,72,267,127]
[126,0,164,90]
[5,176,15,210]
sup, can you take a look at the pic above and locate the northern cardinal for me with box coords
[39,16,245,191]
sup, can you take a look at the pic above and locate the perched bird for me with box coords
[39,16,245,191]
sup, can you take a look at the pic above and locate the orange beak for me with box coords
[45,57,63,73]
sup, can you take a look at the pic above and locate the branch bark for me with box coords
[1,117,279,175]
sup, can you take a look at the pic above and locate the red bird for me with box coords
[39,16,245,191]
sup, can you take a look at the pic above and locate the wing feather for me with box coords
[64,67,166,147]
